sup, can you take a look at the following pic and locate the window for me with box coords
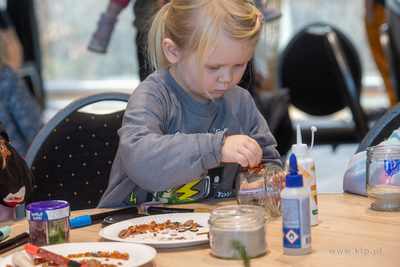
[35,0,140,92]
[34,0,384,99]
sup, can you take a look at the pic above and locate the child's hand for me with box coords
[221,135,262,167]
[270,171,286,204]
[239,172,286,204]
[272,171,286,190]
[238,179,265,202]
[239,179,264,192]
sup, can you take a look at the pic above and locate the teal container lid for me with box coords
[0,226,11,241]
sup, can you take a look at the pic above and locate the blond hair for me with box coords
[147,0,264,88]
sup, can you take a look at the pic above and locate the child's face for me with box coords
[173,37,256,103]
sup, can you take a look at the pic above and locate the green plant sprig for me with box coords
[230,240,251,267]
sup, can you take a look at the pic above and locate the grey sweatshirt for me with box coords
[97,67,282,208]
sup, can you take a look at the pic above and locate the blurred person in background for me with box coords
[0,29,44,157]
[365,0,398,107]
[0,10,23,71]
[88,0,168,81]
[386,0,400,57]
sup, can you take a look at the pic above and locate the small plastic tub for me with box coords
[26,200,70,246]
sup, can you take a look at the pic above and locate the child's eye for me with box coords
[235,63,246,68]
[207,66,220,71]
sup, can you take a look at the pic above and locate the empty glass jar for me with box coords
[235,163,285,217]
[367,145,400,211]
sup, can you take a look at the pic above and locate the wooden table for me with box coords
[1,193,399,266]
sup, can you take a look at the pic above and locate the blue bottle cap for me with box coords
[286,153,304,187]
[0,226,11,241]
[69,215,92,229]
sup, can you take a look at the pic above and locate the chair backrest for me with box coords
[277,23,362,116]
[356,102,400,153]
[324,29,369,140]
[22,92,130,213]
[277,22,368,142]
[379,23,400,100]
[18,61,45,111]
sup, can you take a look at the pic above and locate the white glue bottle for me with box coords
[287,124,318,226]
[281,153,312,255]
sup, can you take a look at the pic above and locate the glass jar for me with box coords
[366,145,400,211]
[208,205,267,259]
[26,200,71,246]
[235,163,285,217]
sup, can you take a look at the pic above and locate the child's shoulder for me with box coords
[223,85,254,103]
[134,69,171,96]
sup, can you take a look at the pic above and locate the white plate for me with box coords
[99,213,210,248]
[0,242,156,267]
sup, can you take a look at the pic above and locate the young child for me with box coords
[0,120,34,220]
[98,0,283,208]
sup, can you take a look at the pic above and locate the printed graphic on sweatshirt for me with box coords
[129,192,137,205]
[203,167,223,198]
[155,185,200,204]
[215,190,233,198]
[124,186,153,206]
[153,167,224,204]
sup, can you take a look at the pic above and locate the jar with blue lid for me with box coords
[26,200,70,246]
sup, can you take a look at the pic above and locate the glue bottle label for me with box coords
[287,158,318,226]
[282,198,311,249]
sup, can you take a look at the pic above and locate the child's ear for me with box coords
[162,38,179,64]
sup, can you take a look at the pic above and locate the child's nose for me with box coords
[218,69,233,83]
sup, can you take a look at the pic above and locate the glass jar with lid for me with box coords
[208,205,267,259]
[235,163,285,217]
[367,144,400,211]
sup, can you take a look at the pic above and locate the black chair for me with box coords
[277,23,379,148]
[356,102,400,153]
[252,88,293,161]
[379,23,400,101]
[18,61,44,111]
[16,92,130,217]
